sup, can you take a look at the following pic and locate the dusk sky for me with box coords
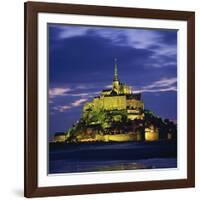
[48,23,177,138]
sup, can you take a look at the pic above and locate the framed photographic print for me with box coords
[24,1,195,197]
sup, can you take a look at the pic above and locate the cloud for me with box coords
[53,105,72,112]
[52,98,88,113]
[55,25,163,50]
[71,98,88,107]
[58,26,91,39]
[150,44,177,57]
[143,78,177,89]
[69,92,90,97]
[145,61,176,68]
[68,91,100,97]
[105,84,112,89]
[49,87,71,98]
[133,77,177,93]
[134,87,177,93]
[75,85,88,89]
[49,84,101,99]
[118,29,161,49]
[51,25,177,72]
[53,25,177,54]
[148,44,177,68]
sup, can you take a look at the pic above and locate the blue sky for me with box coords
[48,24,177,139]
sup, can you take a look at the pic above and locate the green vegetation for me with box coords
[60,108,177,143]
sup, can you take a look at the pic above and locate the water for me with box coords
[49,140,177,174]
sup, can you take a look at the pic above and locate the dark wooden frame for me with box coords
[24,1,195,198]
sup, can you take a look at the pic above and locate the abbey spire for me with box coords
[112,58,120,93]
[114,58,119,81]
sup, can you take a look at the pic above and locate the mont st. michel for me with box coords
[53,61,177,143]
[50,60,177,173]
[48,25,178,173]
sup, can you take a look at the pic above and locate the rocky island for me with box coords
[53,61,177,143]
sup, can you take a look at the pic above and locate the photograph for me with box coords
[48,24,178,174]
[24,2,195,197]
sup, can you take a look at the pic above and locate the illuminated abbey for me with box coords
[54,60,177,143]
[83,60,144,121]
